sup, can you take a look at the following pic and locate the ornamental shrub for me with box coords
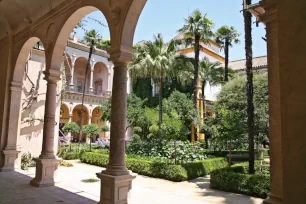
[182,158,227,179]
[210,163,270,198]
[80,152,188,182]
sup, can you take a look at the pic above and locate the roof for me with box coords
[228,55,267,71]
[172,32,221,48]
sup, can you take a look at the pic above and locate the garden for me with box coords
[53,8,270,199]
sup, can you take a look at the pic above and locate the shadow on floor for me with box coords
[188,177,260,204]
[0,171,97,204]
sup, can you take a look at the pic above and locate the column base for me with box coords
[30,157,60,187]
[96,172,136,204]
[263,193,283,204]
[0,149,20,172]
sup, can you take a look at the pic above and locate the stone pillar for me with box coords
[69,53,76,88]
[259,1,283,203]
[89,58,95,93]
[0,81,22,172]
[30,69,61,187]
[97,59,135,204]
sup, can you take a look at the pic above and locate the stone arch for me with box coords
[12,37,43,84]
[72,104,90,141]
[49,5,111,73]
[91,106,106,139]
[73,57,91,92]
[93,62,109,95]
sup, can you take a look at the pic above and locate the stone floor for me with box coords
[0,160,263,204]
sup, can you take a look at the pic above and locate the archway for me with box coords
[4,37,48,171]
[72,104,89,141]
[91,106,108,139]
[73,57,91,94]
[59,103,70,136]
[93,62,109,96]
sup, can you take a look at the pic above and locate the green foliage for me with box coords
[127,140,207,163]
[83,29,101,45]
[81,178,100,183]
[62,122,80,134]
[96,39,110,50]
[21,152,35,170]
[100,124,110,132]
[83,124,100,138]
[215,26,240,49]
[61,152,80,160]
[212,74,268,150]
[99,98,111,122]
[80,152,188,182]
[182,158,227,179]
[210,161,270,198]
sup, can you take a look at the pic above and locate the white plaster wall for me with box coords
[19,56,46,158]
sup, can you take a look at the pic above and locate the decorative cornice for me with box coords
[43,69,62,83]
[258,0,277,24]
[108,46,133,64]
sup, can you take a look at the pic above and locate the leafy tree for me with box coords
[83,29,102,46]
[100,124,110,138]
[100,98,111,122]
[178,10,214,109]
[243,0,255,174]
[83,124,100,151]
[212,74,268,157]
[215,26,240,82]
[129,34,186,132]
[96,39,111,50]
[62,122,80,135]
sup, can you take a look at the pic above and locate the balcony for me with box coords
[66,85,111,97]
[63,85,111,105]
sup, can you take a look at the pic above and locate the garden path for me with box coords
[0,161,263,204]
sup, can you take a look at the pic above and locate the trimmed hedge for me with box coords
[80,152,188,182]
[182,158,227,179]
[61,152,80,160]
[210,165,269,198]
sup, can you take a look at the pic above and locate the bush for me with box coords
[21,152,35,170]
[61,152,80,160]
[182,158,227,179]
[80,152,188,182]
[210,164,270,198]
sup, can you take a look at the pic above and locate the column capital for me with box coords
[259,0,277,24]
[108,46,133,65]
[43,69,61,84]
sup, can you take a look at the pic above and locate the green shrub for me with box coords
[210,166,269,198]
[182,158,227,179]
[21,152,35,170]
[80,152,187,182]
[61,152,80,160]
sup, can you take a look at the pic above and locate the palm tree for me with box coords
[96,39,111,50]
[83,29,101,46]
[215,26,240,82]
[243,0,255,174]
[129,34,183,134]
[178,10,214,110]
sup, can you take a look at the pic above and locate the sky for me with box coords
[76,0,266,61]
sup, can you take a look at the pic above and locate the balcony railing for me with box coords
[66,85,111,97]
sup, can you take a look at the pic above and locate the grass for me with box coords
[81,178,100,183]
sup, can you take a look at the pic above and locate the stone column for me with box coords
[259,1,283,203]
[97,59,135,204]
[89,58,95,93]
[69,53,76,88]
[0,81,22,172]
[30,69,61,187]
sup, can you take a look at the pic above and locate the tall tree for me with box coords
[83,29,102,46]
[129,34,183,134]
[178,10,214,109]
[215,26,240,82]
[243,0,255,174]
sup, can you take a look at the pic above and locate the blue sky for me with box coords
[76,0,266,61]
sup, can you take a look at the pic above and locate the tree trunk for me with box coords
[244,0,255,174]
[224,40,229,82]
[193,35,200,110]
[158,67,164,138]
[229,139,232,167]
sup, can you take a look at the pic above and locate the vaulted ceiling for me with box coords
[0,0,65,40]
